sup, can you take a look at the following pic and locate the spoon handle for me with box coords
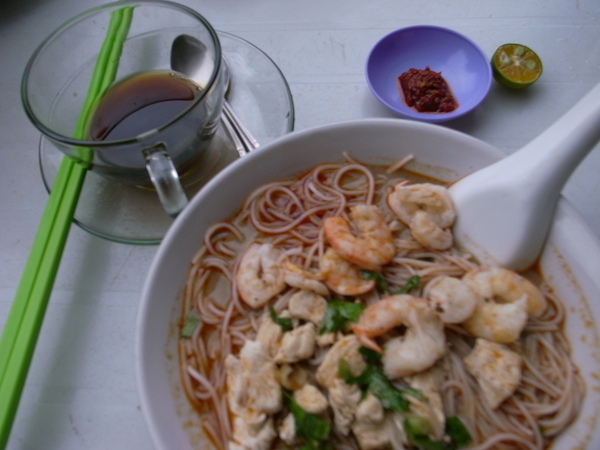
[221,113,248,157]
[451,81,600,270]
[500,81,600,192]
[223,101,260,150]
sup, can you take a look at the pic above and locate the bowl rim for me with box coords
[365,24,492,123]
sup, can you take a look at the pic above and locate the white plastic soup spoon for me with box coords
[450,81,600,271]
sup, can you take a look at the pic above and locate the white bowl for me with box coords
[136,119,600,449]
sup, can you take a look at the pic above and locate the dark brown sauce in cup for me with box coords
[88,69,201,141]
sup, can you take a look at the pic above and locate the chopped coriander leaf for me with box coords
[359,346,382,364]
[367,368,411,412]
[360,270,389,291]
[402,386,428,402]
[393,274,421,294]
[319,300,364,334]
[339,351,423,413]
[180,310,201,338]
[269,307,293,331]
[284,391,331,448]
[445,416,472,447]
[300,440,333,450]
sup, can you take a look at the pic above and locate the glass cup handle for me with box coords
[143,143,188,218]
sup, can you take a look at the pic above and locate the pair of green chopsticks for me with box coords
[0,7,133,448]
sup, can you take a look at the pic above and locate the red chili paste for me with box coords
[397,67,458,113]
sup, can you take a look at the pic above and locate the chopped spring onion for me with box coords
[180,310,201,339]
[393,274,421,294]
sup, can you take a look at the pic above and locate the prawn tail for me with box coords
[351,326,383,353]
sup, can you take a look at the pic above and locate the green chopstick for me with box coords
[0,7,133,448]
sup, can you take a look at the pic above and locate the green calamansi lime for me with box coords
[491,43,543,89]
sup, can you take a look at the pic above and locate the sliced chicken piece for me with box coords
[241,340,282,413]
[278,364,309,391]
[236,243,286,308]
[315,335,367,435]
[274,322,316,364]
[464,338,523,409]
[328,377,362,435]
[226,339,282,449]
[229,415,276,450]
[316,335,367,387]
[279,413,297,446]
[255,312,283,358]
[316,331,337,347]
[352,393,390,450]
[293,383,329,415]
[225,340,282,416]
[405,365,445,440]
[317,332,342,347]
[288,290,328,325]
[356,392,385,423]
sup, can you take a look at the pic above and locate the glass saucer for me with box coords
[39,31,295,245]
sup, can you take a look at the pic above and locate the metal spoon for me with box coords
[170,34,259,155]
[219,62,252,156]
[221,62,259,153]
[450,81,600,271]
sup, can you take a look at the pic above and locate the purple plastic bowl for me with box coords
[366,25,492,123]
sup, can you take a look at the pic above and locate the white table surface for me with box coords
[1,0,599,448]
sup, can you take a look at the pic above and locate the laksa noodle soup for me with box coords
[178,155,584,450]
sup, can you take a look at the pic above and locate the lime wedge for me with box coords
[491,43,543,89]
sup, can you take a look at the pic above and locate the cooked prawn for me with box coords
[387,183,455,250]
[323,204,395,271]
[351,295,446,378]
[236,243,286,308]
[282,259,329,296]
[423,275,481,324]
[461,267,548,343]
[319,247,375,296]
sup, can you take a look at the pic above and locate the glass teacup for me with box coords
[21,0,224,217]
